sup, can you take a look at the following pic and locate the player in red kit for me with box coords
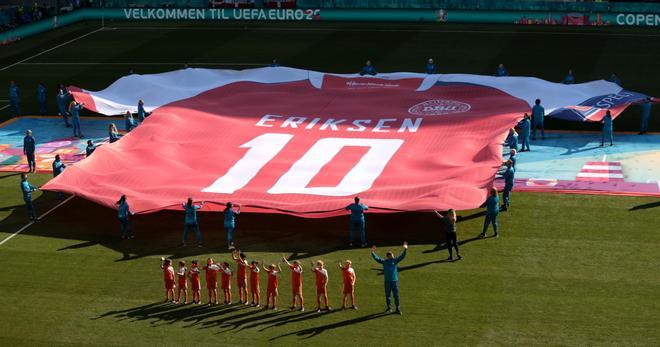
[175,260,188,304]
[220,262,232,304]
[231,250,249,305]
[188,260,201,304]
[249,260,261,307]
[203,258,220,306]
[282,256,304,311]
[263,262,281,310]
[160,257,175,303]
[338,259,357,310]
[311,260,331,312]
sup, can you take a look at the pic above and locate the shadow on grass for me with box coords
[629,201,660,211]
[270,312,389,340]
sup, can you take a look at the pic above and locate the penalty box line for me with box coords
[0,195,74,247]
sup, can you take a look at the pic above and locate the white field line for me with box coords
[0,27,105,72]
[108,26,660,37]
[0,105,9,111]
[0,195,74,246]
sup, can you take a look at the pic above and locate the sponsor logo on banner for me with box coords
[408,99,471,116]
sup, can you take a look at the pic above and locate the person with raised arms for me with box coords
[231,250,249,305]
[181,198,204,247]
[223,202,240,250]
[371,241,408,315]
[263,261,281,310]
[346,196,368,247]
[69,101,84,138]
[282,256,304,311]
[116,195,134,239]
[338,259,357,310]
[434,209,461,260]
[310,260,331,312]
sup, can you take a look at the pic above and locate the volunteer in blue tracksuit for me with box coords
[507,128,519,151]
[108,124,122,143]
[601,110,614,147]
[23,129,36,173]
[425,58,436,74]
[508,149,517,168]
[182,198,204,247]
[480,188,500,238]
[9,81,20,115]
[495,63,508,77]
[639,97,652,135]
[137,99,149,123]
[52,154,66,200]
[37,83,47,114]
[518,113,531,151]
[270,58,279,67]
[56,88,71,127]
[223,202,241,250]
[116,195,134,239]
[360,60,377,76]
[501,160,515,211]
[21,173,38,221]
[562,69,574,84]
[532,98,545,140]
[125,111,137,132]
[607,73,621,86]
[371,241,408,315]
[70,101,84,138]
[346,196,368,247]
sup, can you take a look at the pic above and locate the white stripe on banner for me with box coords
[582,165,622,170]
[576,173,624,179]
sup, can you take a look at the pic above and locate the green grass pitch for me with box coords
[0,20,659,345]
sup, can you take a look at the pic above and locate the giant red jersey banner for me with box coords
[43,68,652,216]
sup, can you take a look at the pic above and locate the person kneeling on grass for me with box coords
[311,260,331,312]
[175,260,188,304]
[435,209,461,260]
[371,241,408,315]
[203,258,220,306]
[160,257,176,303]
[263,262,281,310]
[188,260,201,304]
[338,259,357,310]
[282,256,304,311]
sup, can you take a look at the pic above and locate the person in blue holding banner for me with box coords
[23,129,36,173]
[359,60,377,76]
[371,241,408,315]
[21,173,38,221]
[125,111,137,132]
[70,101,84,138]
[532,98,545,140]
[507,149,517,169]
[37,83,47,114]
[639,97,652,135]
[86,140,96,157]
[601,110,614,147]
[425,58,436,74]
[495,63,508,77]
[501,160,515,211]
[108,124,122,143]
[56,88,71,128]
[507,128,518,151]
[346,196,368,247]
[562,69,575,85]
[52,154,66,200]
[116,195,134,239]
[9,81,20,116]
[607,73,621,86]
[270,58,280,67]
[480,188,500,238]
[223,202,241,250]
[518,113,531,151]
[137,100,149,123]
[182,198,204,248]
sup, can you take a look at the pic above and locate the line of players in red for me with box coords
[160,249,357,312]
